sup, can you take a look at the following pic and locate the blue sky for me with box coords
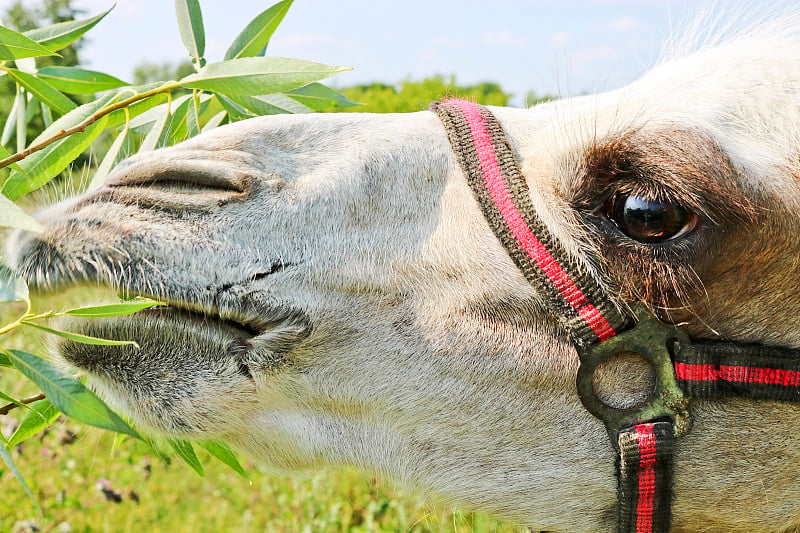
[3,0,702,105]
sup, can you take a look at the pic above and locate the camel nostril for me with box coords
[107,169,248,194]
[237,361,253,379]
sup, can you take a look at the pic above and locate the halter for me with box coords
[432,99,800,533]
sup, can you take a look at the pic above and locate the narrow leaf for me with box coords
[1,92,20,146]
[224,0,292,60]
[0,443,39,507]
[2,92,116,200]
[0,351,11,367]
[0,264,29,304]
[8,398,61,446]
[24,7,113,53]
[169,94,208,143]
[6,349,139,437]
[168,438,204,476]
[200,440,247,478]
[0,142,27,176]
[201,110,226,132]
[167,97,190,144]
[88,125,128,191]
[186,95,201,138]
[63,299,162,318]
[15,87,26,153]
[214,94,255,122]
[179,57,352,96]
[286,82,361,110]
[36,66,128,94]
[3,115,109,200]
[139,106,171,152]
[229,93,312,116]
[127,99,176,134]
[0,192,44,232]
[0,26,57,60]
[0,389,25,407]
[4,68,76,115]
[41,102,53,127]
[21,321,139,347]
[174,0,206,68]
[105,91,168,130]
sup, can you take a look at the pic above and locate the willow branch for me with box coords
[0,393,46,416]
[0,81,184,171]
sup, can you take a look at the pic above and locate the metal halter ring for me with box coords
[576,310,693,449]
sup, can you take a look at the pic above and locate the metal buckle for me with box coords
[575,309,693,450]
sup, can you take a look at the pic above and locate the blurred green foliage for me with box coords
[335,74,551,113]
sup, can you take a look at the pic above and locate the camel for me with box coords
[6,8,800,533]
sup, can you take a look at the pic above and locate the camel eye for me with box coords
[605,193,697,244]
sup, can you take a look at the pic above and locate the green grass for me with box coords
[1,292,522,533]
[0,422,519,532]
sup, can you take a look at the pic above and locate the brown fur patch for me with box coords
[573,128,759,317]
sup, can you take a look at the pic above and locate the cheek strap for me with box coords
[432,99,676,533]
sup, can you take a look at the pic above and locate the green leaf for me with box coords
[62,298,162,318]
[41,101,53,127]
[169,94,208,143]
[6,349,139,437]
[20,321,139,347]
[214,94,255,122]
[105,91,168,130]
[200,440,248,478]
[16,87,27,153]
[0,138,25,176]
[3,68,76,115]
[2,92,117,200]
[1,92,21,146]
[0,264,29,304]
[0,443,39,507]
[175,0,206,68]
[88,125,128,191]
[201,110,226,132]
[36,66,128,94]
[0,26,57,60]
[0,389,26,408]
[286,82,361,110]
[168,438,204,476]
[224,0,293,60]
[138,106,171,152]
[186,96,201,138]
[0,192,44,232]
[8,398,61,447]
[179,57,352,96]
[24,7,113,53]
[127,99,174,134]
[0,351,11,367]
[229,93,311,116]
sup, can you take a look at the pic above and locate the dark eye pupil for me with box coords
[608,194,696,243]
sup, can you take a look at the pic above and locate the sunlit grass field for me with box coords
[1,291,522,533]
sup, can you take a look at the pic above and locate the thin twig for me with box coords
[0,392,46,416]
[0,81,183,171]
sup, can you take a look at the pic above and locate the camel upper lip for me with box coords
[135,305,261,338]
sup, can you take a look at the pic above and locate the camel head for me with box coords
[7,12,800,533]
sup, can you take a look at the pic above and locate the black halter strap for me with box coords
[432,99,800,532]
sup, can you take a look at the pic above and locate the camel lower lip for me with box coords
[56,305,258,379]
